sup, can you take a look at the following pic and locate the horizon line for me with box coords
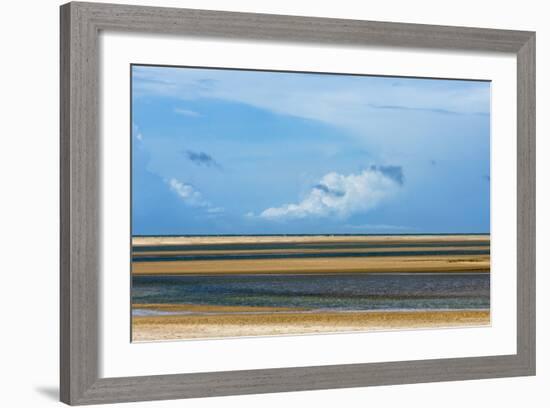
[132,232,490,237]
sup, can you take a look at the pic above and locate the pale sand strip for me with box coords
[132,310,490,341]
[132,254,490,275]
[133,234,489,247]
[132,245,490,257]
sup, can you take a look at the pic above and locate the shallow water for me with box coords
[132,273,490,311]
[133,249,489,262]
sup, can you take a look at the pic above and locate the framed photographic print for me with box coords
[130,65,493,342]
[60,1,535,405]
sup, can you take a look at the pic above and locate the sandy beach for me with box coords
[132,234,489,275]
[132,306,490,341]
[131,234,490,341]
[132,254,489,275]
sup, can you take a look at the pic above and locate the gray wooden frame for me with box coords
[60,1,536,405]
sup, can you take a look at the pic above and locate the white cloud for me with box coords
[134,67,489,129]
[168,178,204,206]
[133,67,490,162]
[168,178,224,214]
[257,167,402,220]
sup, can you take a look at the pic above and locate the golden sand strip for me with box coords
[132,235,490,247]
[132,310,490,341]
[132,245,490,257]
[132,254,490,275]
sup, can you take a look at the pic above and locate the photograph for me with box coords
[130,64,491,342]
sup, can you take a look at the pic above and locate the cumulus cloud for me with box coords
[257,166,403,220]
[168,178,205,206]
[168,178,224,214]
[370,165,404,186]
[313,183,345,197]
[185,150,220,168]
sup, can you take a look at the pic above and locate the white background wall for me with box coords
[0,0,546,407]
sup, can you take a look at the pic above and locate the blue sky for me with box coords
[132,65,490,235]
